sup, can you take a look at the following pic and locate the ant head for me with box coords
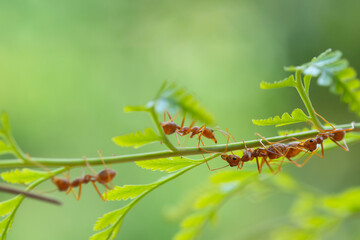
[53,177,70,191]
[98,169,117,184]
[227,155,241,167]
[331,131,346,141]
[303,138,317,152]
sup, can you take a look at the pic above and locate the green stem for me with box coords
[4,131,29,164]
[295,70,324,130]
[0,123,359,168]
[149,107,178,152]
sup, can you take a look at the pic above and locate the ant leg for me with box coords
[238,162,245,170]
[330,138,349,151]
[84,156,98,175]
[180,113,186,129]
[91,182,105,202]
[165,110,172,121]
[175,132,181,147]
[255,158,261,173]
[296,150,318,167]
[314,110,335,130]
[256,133,283,155]
[261,157,274,173]
[210,165,230,171]
[170,111,180,122]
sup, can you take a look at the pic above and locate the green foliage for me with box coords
[278,127,310,136]
[252,108,309,127]
[136,157,200,173]
[105,184,157,201]
[112,128,161,148]
[173,171,265,240]
[0,197,21,218]
[0,141,12,154]
[270,187,360,240]
[123,105,150,113]
[260,75,296,89]
[331,67,360,114]
[0,196,22,239]
[286,49,347,84]
[287,49,360,116]
[1,169,49,185]
[0,113,10,134]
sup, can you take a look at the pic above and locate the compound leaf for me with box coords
[1,169,49,185]
[153,83,215,125]
[252,108,309,127]
[136,157,200,173]
[112,128,161,149]
[260,75,296,89]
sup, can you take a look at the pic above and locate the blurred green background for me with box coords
[1,0,360,239]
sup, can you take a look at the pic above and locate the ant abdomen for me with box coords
[331,131,346,141]
[160,122,178,135]
[97,169,117,184]
[52,177,70,191]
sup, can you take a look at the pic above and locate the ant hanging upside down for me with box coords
[28,151,116,201]
[199,111,355,174]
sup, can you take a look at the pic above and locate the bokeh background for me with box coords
[1,0,360,239]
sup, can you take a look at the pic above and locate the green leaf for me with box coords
[105,184,156,201]
[94,208,126,231]
[0,113,10,132]
[278,127,310,136]
[0,197,21,217]
[123,105,149,113]
[303,75,312,95]
[112,128,161,149]
[90,223,121,240]
[194,192,224,209]
[0,214,13,238]
[252,108,309,127]
[260,75,296,89]
[173,228,199,240]
[331,67,360,116]
[153,83,215,125]
[0,141,12,154]
[181,213,208,228]
[136,157,200,173]
[322,187,360,215]
[1,169,49,185]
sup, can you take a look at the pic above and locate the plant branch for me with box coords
[295,70,324,130]
[0,123,359,168]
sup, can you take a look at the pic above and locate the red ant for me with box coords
[160,110,227,147]
[28,151,116,201]
[200,134,274,173]
[255,113,355,173]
